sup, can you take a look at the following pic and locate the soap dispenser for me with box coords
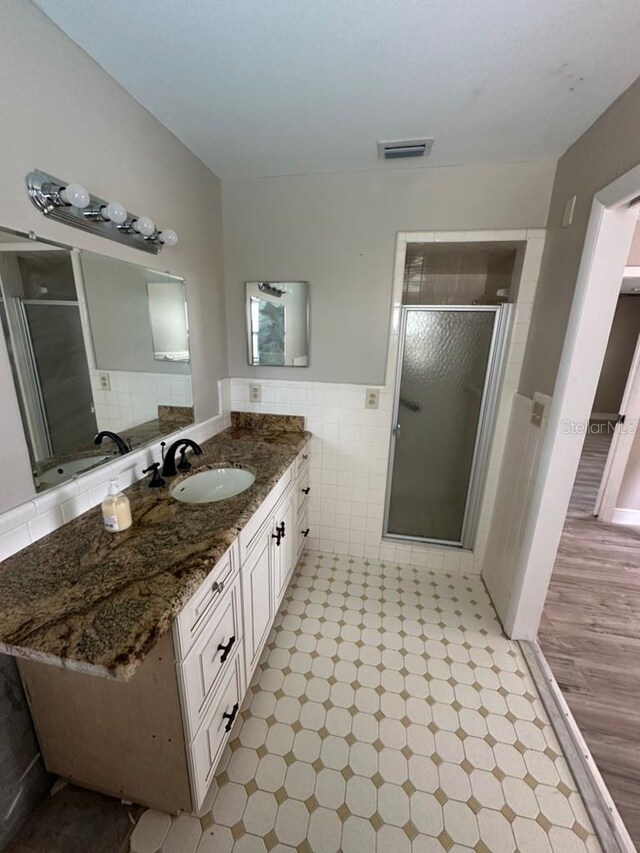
[101,479,132,533]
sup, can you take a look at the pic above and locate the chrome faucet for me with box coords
[94,430,130,456]
[161,439,203,477]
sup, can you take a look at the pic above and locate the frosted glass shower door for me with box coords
[385,306,506,547]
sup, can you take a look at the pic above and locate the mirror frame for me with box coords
[245,281,310,368]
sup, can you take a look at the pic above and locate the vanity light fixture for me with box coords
[101,201,128,225]
[59,182,90,209]
[159,229,179,247]
[25,169,178,255]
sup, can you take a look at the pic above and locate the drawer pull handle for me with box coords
[301,487,310,495]
[302,528,310,538]
[278,521,285,539]
[302,453,308,460]
[272,529,282,547]
[217,635,236,664]
[222,701,239,732]
[212,580,225,596]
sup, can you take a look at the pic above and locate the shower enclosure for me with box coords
[384,305,512,549]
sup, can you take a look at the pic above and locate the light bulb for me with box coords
[101,201,127,225]
[60,182,90,209]
[159,229,178,247]
[134,216,155,237]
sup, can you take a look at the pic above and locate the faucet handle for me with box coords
[142,463,166,488]
[177,447,192,472]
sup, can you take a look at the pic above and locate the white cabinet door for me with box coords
[273,490,295,608]
[296,506,310,560]
[242,528,273,676]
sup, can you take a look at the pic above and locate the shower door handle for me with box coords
[392,423,401,439]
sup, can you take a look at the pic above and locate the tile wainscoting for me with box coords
[90,369,193,434]
[482,393,553,625]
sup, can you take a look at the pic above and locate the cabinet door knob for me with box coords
[302,453,308,460]
[278,521,285,538]
[211,580,225,596]
[272,529,282,546]
[217,635,236,664]
[301,487,310,495]
[302,528,310,537]
[222,701,239,732]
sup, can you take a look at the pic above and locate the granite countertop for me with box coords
[0,414,310,679]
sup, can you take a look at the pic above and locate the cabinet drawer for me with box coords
[294,463,310,516]
[174,542,238,660]
[179,579,242,741]
[297,506,310,558]
[189,649,243,810]
[296,448,310,476]
[239,466,293,561]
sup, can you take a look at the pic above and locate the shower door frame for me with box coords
[383,303,513,550]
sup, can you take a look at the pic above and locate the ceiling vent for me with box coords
[377,138,434,160]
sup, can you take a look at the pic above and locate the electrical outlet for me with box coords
[98,372,111,391]
[365,388,379,410]
[250,384,261,403]
[531,400,545,427]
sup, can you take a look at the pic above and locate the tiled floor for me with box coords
[131,552,601,853]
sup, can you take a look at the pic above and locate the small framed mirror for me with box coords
[246,281,309,367]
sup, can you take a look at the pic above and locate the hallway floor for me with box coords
[539,425,640,847]
[131,551,600,853]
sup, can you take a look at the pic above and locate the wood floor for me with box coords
[538,425,640,848]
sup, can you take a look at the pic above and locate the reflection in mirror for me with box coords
[147,280,190,362]
[0,229,193,494]
[246,281,309,366]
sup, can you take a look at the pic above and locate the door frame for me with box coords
[594,331,640,521]
[383,229,546,573]
[505,164,640,639]
[383,303,512,549]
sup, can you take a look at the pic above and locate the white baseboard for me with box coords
[611,507,640,526]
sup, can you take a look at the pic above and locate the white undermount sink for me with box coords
[38,454,112,486]
[171,467,255,504]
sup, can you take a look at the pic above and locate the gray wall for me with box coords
[592,296,640,414]
[520,75,640,398]
[0,1,226,844]
[223,163,556,384]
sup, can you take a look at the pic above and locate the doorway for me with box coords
[502,165,640,851]
[534,226,640,845]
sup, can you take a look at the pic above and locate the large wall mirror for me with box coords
[0,228,192,492]
[246,281,309,366]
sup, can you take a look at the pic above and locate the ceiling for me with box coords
[33,0,640,180]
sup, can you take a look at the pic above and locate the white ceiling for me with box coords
[34,0,640,179]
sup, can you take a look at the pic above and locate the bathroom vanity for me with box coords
[0,415,311,815]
